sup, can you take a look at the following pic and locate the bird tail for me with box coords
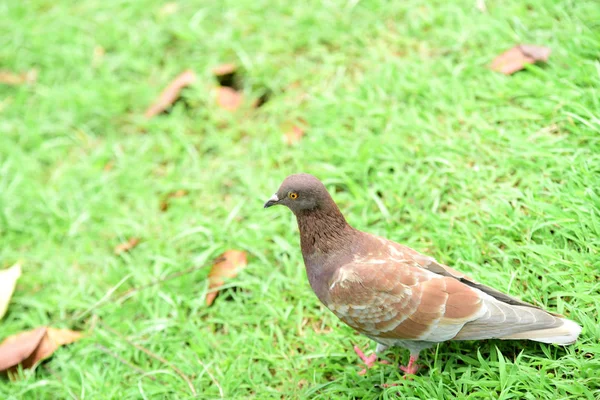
[499,317,582,345]
[454,298,583,345]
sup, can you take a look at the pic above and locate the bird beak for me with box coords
[263,193,279,208]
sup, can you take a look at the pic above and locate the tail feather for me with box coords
[455,296,582,345]
[500,317,582,345]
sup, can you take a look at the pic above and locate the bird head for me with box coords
[263,173,330,214]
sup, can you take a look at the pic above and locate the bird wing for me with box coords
[364,233,555,312]
[326,260,486,342]
[398,244,555,312]
[326,253,578,344]
[403,251,578,343]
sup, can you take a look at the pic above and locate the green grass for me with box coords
[1,0,599,398]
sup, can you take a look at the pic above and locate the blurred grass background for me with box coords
[1,0,599,398]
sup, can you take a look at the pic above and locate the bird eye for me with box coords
[288,192,298,200]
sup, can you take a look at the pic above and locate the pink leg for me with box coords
[399,354,420,375]
[354,345,377,375]
[353,345,390,375]
[354,345,377,367]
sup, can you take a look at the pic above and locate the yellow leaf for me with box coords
[0,263,21,319]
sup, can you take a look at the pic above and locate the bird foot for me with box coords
[353,345,390,375]
[399,355,420,376]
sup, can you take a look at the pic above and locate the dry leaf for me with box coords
[0,263,21,320]
[206,250,248,306]
[298,379,309,389]
[519,45,551,61]
[159,189,189,211]
[216,87,243,111]
[212,63,237,77]
[212,63,239,90]
[0,69,38,85]
[283,125,305,146]
[114,238,140,255]
[0,327,83,372]
[490,45,551,75]
[144,70,196,118]
[252,90,271,108]
[169,189,188,198]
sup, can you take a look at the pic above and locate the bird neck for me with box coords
[296,205,354,255]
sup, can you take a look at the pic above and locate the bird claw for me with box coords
[399,365,419,376]
[354,345,393,377]
[399,355,420,376]
[353,345,378,368]
[355,345,420,384]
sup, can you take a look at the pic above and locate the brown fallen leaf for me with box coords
[212,63,237,77]
[490,45,551,75]
[298,379,309,389]
[212,63,241,91]
[206,250,248,306]
[0,327,83,372]
[159,189,189,211]
[114,238,140,255]
[252,89,271,108]
[144,70,196,118]
[216,87,244,111]
[0,69,38,85]
[283,125,305,146]
[159,201,168,212]
[519,45,552,61]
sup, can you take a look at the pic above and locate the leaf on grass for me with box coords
[490,45,551,75]
[0,263,21,320]
[159,189,189,211]
[170,189,188,198]
[282,120,308,145]
[144,70,196,118]
[206,250,248,306]
[0,69,38,85]
[283,125,306,146]
[212,62,241,90]
[216,87,244,111]
[114,238,140,255]
[212,63,237,77]
[0,327,83,372]
[252,89,272,108]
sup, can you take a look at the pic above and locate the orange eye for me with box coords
[288,192,298,200]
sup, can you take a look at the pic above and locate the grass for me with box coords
[1,0,599,398]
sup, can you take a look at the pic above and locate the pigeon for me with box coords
[264,173,582,375]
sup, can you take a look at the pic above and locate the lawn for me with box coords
[1,0,599,398]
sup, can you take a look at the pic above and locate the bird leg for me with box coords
[399,353,420,375]
[353,345,390,375]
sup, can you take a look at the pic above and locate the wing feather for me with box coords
[325,240,580,345]
[327,261,485,342]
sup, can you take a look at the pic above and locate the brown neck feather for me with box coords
[296,200,354,255]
